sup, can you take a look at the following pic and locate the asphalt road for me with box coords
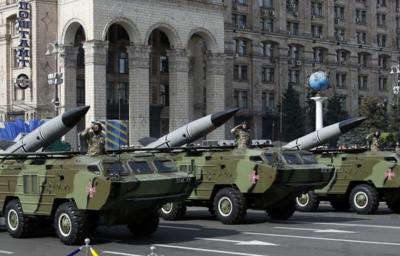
[0,203,399,256]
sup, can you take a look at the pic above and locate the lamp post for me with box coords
[45,42,64,117]
[390,64,400,105]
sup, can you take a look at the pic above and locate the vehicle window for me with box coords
[384,157,397,163]
[128,161,153,174]
[249,156,263,163]
[154,160,177,173]
[300,153,318,164]
[87,165,101,175]
[282,153,302,165]
[103,162,129,175]
[264,154,274,164]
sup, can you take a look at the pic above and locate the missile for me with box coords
[144,108,239,148]
[283,117,366,150]
[4,106,90,153]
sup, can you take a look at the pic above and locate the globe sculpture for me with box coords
[309,71,330,92]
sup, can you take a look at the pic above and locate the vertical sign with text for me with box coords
[16,0,31,68]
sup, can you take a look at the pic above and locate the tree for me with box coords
[325,94,348,126]
[280,84,305,141]
[358,96,388,131]
[388,103,400,135]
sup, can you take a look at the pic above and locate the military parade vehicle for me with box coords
[160,146,334,224]
[0,151,194,245]
[295,149,400,214]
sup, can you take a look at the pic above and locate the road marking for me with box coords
[311,222,400,230]
[197,237,279,246]
[103,251,143,256]
[159,225,201,231]
[154,244,269,256]
[0,250,14,255]
[275,227,355,234]
[244,232,400,246]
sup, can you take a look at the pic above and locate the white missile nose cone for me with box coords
[62,106,90,128]
[211,108,239,127]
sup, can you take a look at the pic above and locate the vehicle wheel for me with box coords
[54,202,90,245]
[159,202,187,220]
[295,191,320,212]
[387,200,400,213]
[349,184,379,214]
[267,198,296,220]
[5,199,31,238]
[330,198,351,211]
[128,211,159,237]
[213,187,247,224]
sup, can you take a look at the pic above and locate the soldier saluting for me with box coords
[81,121,106,155]
[231,121,251,149]
[366,129,381,152]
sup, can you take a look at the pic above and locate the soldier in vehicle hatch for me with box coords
[81,121,106,155]
[231,121,251,149]
[366,130,381,152]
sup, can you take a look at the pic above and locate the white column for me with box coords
[127,44,151,145]
[206,53,226,140]
[59,46,79,149]
[311,96,327,130]
[83,40,107,125]
[168,48,190,131]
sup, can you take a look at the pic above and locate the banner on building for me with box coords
[16,0,31,68]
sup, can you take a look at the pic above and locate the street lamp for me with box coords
[45,42,64,116]
[390,64,400,105]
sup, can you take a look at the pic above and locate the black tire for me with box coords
[159,202,187,220]
[213,187,247,224]
[387,200,400,213]
[54,202,90,245]
[267,198,296,220]
[295,191,320,212]
[128,211,159,237]
[4,199,31,238]
[330,198,351,211]
[349,184,379,214]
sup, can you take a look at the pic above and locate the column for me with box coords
[127,44,151,145]
[206,53,226,140]
[168,48,190,131]
[83,40,107,125]
[59,46,79,149]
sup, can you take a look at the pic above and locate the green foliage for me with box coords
[337,126,369,148]
[281,84,305,141]
[358,97,388,131]
[388,103,400,134]
[325,94,348,126]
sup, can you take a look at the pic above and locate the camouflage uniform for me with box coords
[366,133,381,152]
[231,127,251,149]
[81,125,105,156]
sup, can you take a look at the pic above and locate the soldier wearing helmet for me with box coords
[81,121,106,155]
[231,121,251,149]
[366,129,381,152]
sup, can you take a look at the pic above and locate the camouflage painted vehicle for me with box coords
[160,147,334,224]
[0,152,194,245]
[295,149,400,214]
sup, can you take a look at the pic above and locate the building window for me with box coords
[336,73,347,89]
[160,56,168,73]
[235,0,247,5]
[379,77,387,91]
[262,91,275,109]
[288,69,300,84]
[334,27,345,41]
[313,48,324,64]
[260,18,274,32]
[287,21,299,35]
[288,45,300,60]
[334,6,345,21]
[377,13,386,27]
[358,53,369,67]
[234,65,248,81]
[377,34,387,47]
[261,67,275,83]
[13,49,18,68]
[13,88,25,101]
[286,0,299,13]
[118,52,128,74]
[356,10,367,25]
[311,2,323,17]
[336,50,348,64]
[234,90,249,108]
[261,42,273,57]
[358,75,368,90]
[160,84,169,106]
[260,0,273,8]
[377,0,386,7]
[311,24,323,38]
[378,55,388,69]
[235,39,248,56]
[232,14,247,29]
[356,31,367,44]
[76,80,85,105]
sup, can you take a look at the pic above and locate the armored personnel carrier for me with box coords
[0,151,194,245]
[160,147,334,224]
[295,149,400,214]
